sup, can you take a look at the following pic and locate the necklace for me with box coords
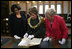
[28,16,43,29]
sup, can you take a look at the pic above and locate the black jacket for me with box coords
[27,17,46,38]
[8,11,27,37]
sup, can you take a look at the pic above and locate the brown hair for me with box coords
[29,7,38,16]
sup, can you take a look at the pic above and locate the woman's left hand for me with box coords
[59,38,66,44]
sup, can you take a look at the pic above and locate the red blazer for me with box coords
[45,15,68,40]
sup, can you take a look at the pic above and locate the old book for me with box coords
[18,38,42,47]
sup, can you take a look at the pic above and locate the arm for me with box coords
[60,18,68,39]
[43,19,50,41]
[45,19,50,37]
[8,15,15,37]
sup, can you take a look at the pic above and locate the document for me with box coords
[18,38,42,47]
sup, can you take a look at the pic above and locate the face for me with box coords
[46,13,54,21]
[30,13,37,20]
[14,8,19,13]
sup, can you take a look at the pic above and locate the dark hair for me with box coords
[11,4,21,12]
[29,7,38,15]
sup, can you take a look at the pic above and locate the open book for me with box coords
[18,38,42,47]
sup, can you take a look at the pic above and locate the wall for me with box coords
[9,1,71,14]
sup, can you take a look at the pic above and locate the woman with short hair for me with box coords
[27,7,46,38]
[8,4,28,39]
[25,7,50,48]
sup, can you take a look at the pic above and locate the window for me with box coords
[57,4,61,14]
[45,5,49,13]
[51,4,55,10]
[39,5,43,14]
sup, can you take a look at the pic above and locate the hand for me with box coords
[28,35,34,39]
[23,33,28,38]
[59,38,66,45]
[14,35,21,39]
[43,37,49,41]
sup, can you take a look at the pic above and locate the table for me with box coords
[1,37,71,48]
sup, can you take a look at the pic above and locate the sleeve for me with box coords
[21,11,28,33]
[45,19,50,37]
[39,21,46,38]
[8,15,15,37]
[23,17,28,32]
[60,17,68,39]
[25,18,32,35]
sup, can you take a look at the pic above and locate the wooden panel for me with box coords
[37,1,39,12]
[31,1,33,7]
[49,1,51,8]
[68,1,70,13]
[9,1,12,13]
[55,1,57,13]
[43,1,45,14]
[26,2,27,14]
[62,1,64,14]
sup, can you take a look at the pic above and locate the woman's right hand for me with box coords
[23,33,28,38]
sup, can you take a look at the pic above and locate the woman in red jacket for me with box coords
[43,8,68,47]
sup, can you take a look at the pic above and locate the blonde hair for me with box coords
[45,8,56,16]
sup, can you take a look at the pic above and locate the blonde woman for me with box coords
[43,8,68,48]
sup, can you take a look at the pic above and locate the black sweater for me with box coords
[27,17,46,38]
[8,11,28,37]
